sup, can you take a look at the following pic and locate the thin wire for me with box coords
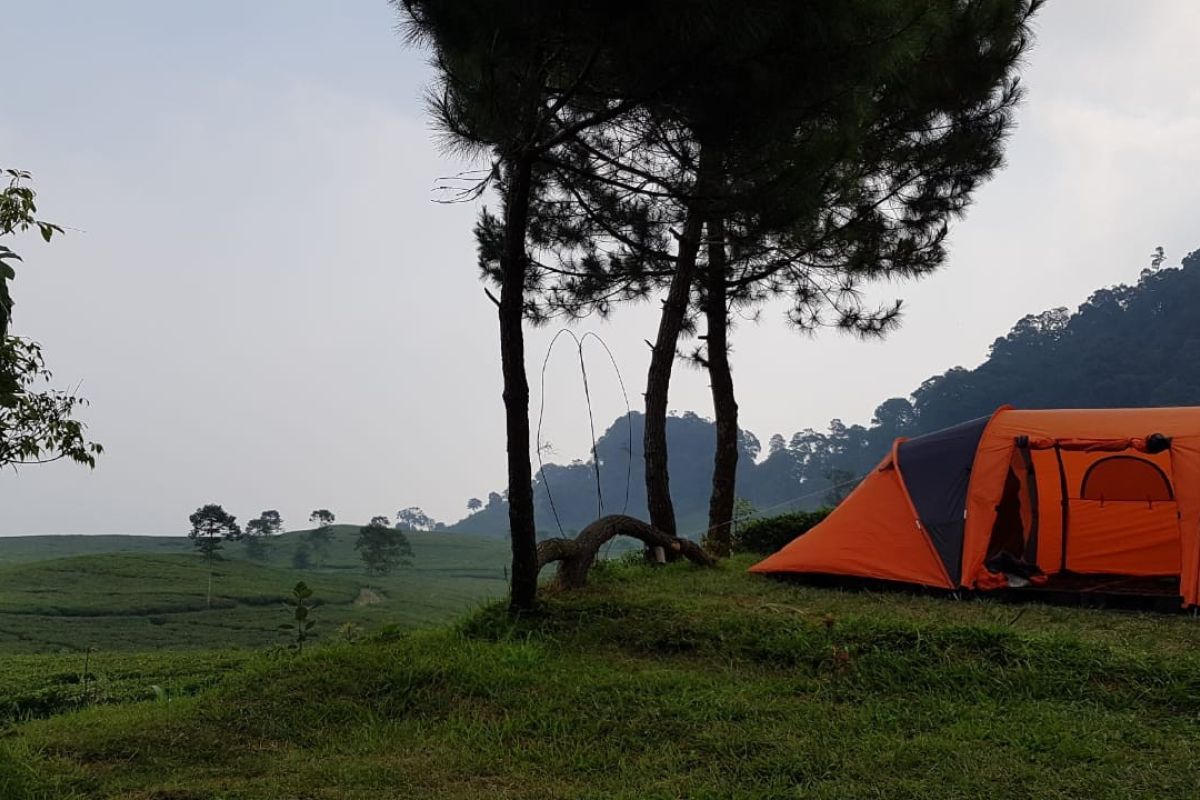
[579,332,633,515]
[536,329,577,538]
[575,337,604,519]
[579,332,635,560]
[683,471,867,543]
[536,325,858,549]
[535,329,634,539]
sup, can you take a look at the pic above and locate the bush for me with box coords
[733,508,832,555]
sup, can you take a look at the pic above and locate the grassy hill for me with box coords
[5,558,1200,799]
[0,529,509,655]
[0,525,510,569]
[0,534,190,564]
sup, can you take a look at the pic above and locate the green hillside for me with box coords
[0,534,190,565]
[0,530,509,655]
[0,525,510,570]
[0,553,362,616]
[5,559,1200,799]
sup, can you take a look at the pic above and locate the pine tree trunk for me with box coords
[704,215,737,557]
[500,154,539,613]
[643,209,704,539]
[644,148,717,542]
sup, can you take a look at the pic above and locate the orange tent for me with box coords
[750,407,1200,607]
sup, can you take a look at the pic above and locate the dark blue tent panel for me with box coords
[897,415,991,584]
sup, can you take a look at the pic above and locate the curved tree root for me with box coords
[536,514,716,590]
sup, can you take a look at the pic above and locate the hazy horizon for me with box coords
[4,0,1199,535]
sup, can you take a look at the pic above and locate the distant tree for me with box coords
[395,506,437,531]
[869,399,918,448]
[188,504,242,608]
[356,515,413,577]
[466,497,483,513]
[307,509,336,567]
[1150,246,1166,270]
[243,509,283,562]
[822,469,860,507]
[1,168,101,469]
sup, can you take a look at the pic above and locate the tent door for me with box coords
[984,445,1040,576]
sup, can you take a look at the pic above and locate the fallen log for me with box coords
[536,514,716,590]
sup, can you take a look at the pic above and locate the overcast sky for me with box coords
[3,1,1198,536]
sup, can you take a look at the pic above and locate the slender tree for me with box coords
[244,509,283,562]
[188,504,242,608]
[307,508,336,566]
[395,506,437,531]
[355,515,414,576]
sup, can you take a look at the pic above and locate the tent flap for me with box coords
[749,456,952,589]
[896,415,992,585]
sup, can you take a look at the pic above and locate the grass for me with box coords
[0,649,250,727]
[5,556,1200,798]
[0,529,511,738]
[0,553,365,615]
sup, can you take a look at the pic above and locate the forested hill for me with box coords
[892,247,1200,430]
[452,248,1200,535]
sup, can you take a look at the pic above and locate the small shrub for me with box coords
[279,582,316,654]
[337,622,364,644]
[733,508,832,555]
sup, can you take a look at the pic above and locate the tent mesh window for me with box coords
[1080,456,1174,502]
